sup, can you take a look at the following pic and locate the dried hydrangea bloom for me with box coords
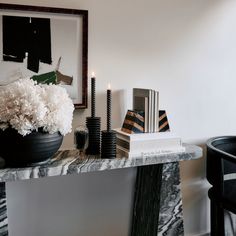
[0,77,74,136]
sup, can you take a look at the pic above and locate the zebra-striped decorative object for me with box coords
[159,110,170,132]
[121,110,145,134]
[122,110,170,134]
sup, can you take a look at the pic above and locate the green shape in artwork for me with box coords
[31,71,57,84]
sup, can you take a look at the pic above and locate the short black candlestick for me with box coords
[101,130,116,159]
[86,117,101,155]
[107,89,111,131]
[91,77,96,118]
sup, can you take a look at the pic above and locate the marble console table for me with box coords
[0,144,202,236]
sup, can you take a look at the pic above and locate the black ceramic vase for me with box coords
[0,128,63,167]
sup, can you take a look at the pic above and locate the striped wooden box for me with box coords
[159,110,170,132]
[121,110,145,134]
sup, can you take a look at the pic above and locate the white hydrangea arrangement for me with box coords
[0,77,74,136]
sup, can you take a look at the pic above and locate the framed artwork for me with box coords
[0,3,88,109]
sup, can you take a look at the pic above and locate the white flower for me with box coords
[0,78,74,136]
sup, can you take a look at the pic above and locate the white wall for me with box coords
[2,0,236,235]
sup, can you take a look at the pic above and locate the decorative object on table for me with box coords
[74,125,89,156]
[0,77,74,167]
[101,84,116,159]
[121,110,144,134]
[117,107,179,158]
[159,110,170,132]
[115,128,185,158]
[133,88,159,133]
[0,128,63,167]
[85,72,101,155]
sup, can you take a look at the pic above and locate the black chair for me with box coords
[207,136,236,236]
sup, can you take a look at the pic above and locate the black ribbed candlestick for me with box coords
[107,89,111,131]
[101,130,116,159]
[91,77,95,118]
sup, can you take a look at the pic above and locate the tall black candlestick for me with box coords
[107,88,111,132]
[91,76,95,117]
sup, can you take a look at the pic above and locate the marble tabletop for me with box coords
[0,144,202,182]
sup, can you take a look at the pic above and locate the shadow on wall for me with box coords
[181,142,207,180]
[180,142,211,235]
[112,89,129,128]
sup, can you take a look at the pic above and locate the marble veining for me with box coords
[0,144,202,236]
[0,183,7,236]
[0,144,201,183]
[158,162,184,236]
[131,164,163,236]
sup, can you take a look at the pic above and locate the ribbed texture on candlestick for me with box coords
[86,117,101,155]
[91,77,96,118]
[107,89,111,131]
[101,130,116,159]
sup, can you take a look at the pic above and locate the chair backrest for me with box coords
[206,136,236,192]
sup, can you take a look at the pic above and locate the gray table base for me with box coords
[0,163,183,236]
[131,162,184,236]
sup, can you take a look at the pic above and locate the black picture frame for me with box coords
[0,3,88,109]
